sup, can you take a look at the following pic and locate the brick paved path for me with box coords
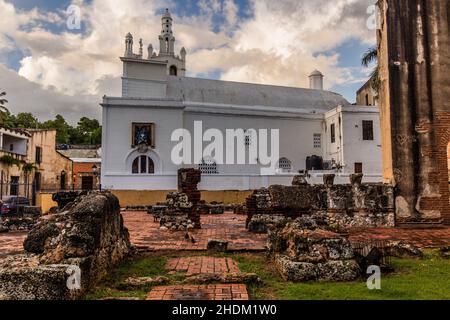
[0,232,26,257]
[349,227,450,248]
[123,212,267,251]
[124,211,450,251]
[166,256,240,276]
[146,284,249,300]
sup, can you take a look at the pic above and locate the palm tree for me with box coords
[0,155,21,195]
[0,91,9,113]
[22,162,38,197]
[0,91,10,126]
[361,46,380,92]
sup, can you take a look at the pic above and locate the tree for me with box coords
[40,114,71,144]
[14,113,39,129]
[0,90,10,126]
[361,46,380,93]
[0,91,8,109]
[75,117,101,144]
[0,155,21,183]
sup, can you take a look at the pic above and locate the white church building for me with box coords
[101,9,382,192]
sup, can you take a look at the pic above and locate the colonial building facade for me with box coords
[101,10,383,192]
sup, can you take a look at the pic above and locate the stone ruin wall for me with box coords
[159,168,202,230]
[246,174,395,233]
[378,0,450,225]
[0,192,131,300]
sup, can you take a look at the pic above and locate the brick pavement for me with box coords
[349,227,450,248]
[123,211,267,251]
[166,256,240,276]
[124,211,450,251]
[0,232,26,257]
[146,284,249,300]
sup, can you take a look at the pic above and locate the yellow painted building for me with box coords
[0,128,72,210]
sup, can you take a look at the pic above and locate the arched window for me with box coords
[278,157,292,173]
[132,156,155,174]
[199,158,218,175]
[169,65,178,76]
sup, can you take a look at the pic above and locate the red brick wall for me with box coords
[435,112,450,224]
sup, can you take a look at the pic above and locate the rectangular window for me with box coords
[34,172,41,191]
[355,162,363,174]
[330,124,336,144]
[35,146,42,164]
[362,120,374,141]
[313,134,322,148]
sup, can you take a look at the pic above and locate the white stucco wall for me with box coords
[340,107,382,174]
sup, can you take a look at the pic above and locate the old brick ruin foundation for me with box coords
[246,174,395,233]
[0,192,131,300]
[159,168,202,230]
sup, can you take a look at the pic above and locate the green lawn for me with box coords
[86,250,450,300]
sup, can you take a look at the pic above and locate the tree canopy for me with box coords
[2,112,102,145]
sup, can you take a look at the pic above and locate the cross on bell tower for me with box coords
[159,8,175,55]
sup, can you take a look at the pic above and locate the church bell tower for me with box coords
[159,9,176,55]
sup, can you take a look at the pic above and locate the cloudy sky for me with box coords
[0,0,377,124]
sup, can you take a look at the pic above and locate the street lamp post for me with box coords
[92,164,101,191]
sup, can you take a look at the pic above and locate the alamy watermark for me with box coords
[170,121,280,175]
[66,265,81,290]
[66,5,81,30]
[366,4,381,30]
[366,265,381,290]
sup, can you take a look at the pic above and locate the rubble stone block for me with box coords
[207,239,228,252]
[0,191,131,300]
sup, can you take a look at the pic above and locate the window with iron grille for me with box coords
[199,158,219,175]
[362,120,374,141]
[244,129,255,146]
[313,134,322,148]
[278,157,292,172]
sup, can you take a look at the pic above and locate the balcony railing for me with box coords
[0,149,27,159]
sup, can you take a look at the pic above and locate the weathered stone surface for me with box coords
[323,174,335,187]
[292,174,308,186]
[385,241,422,259]
[0,255,82,300]
[207,239,228,252]
[1,217,39,232]
[52,191,87,209]
[269,219,360,282]
[160,169,202,229]
[246,178,395,232]
[247,214,292,233]
[275,255,360,282]
[0,191,131,300]
[117,276,169,289]
[209,204,225,215]
[440,246,450,259]
[268,185,313,211]
[184,272,261,285]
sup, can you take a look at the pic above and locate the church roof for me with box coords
[166,76,349,112]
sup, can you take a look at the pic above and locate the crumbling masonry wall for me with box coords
[246,174,395,232]
[160,168,202,230]
[378,0,450,225]
[0,192,131,300]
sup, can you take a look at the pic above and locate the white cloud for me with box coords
[0,64,121,124]
[0,0,376,118]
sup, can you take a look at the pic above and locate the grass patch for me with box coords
[86,250,450,300]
